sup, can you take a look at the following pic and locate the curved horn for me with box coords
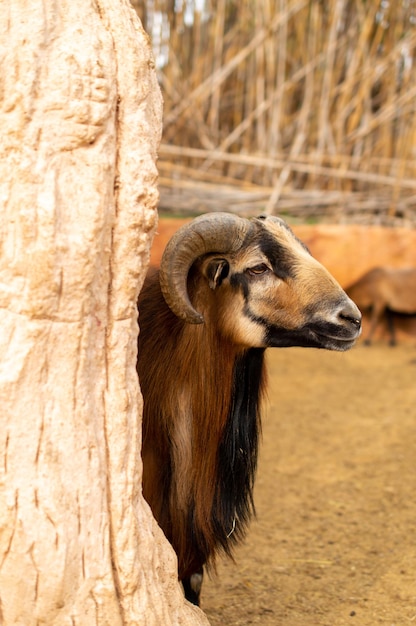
[159,212,251,324]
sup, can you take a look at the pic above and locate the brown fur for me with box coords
[346,267,416,344]
[138,269,249,578]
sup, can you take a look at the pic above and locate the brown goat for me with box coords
[346,267,416,345]
[137,213,361,605]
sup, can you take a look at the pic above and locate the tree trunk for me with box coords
[0,1,209,624]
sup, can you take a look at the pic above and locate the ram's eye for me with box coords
[246,263,270,276]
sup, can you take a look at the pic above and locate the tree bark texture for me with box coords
[0,2,208,624]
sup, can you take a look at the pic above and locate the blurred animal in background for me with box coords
[345,267,416,345]
[137,212,361,605]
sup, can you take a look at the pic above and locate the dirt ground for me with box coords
[201,341,416,626]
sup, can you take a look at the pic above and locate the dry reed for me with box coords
[133,0,416,225]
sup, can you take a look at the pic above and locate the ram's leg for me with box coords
[385,309,396,346]
[182,567,204,606]
[364,304,384,345]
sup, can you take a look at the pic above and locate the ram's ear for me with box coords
[204,258,230,289]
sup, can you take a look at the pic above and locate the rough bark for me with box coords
[0,1,208,624]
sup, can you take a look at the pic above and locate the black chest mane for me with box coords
[212,347,265,555]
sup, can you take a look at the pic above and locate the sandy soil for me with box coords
[202,342,416,626]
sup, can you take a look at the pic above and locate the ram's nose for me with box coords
[337,298,362,336]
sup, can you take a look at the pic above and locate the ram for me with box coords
[346,266,416,345]
[137,212,361,605]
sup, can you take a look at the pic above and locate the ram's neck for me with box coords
[186,339,266,568]
[138,275,267,577]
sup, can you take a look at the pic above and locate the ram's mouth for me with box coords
[266,321,361,351]
[307,318,361,348]
[311,331,360,352]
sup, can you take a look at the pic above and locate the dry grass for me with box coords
[133,0,416,225]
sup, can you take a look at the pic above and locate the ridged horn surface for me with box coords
[159,212,251,323]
